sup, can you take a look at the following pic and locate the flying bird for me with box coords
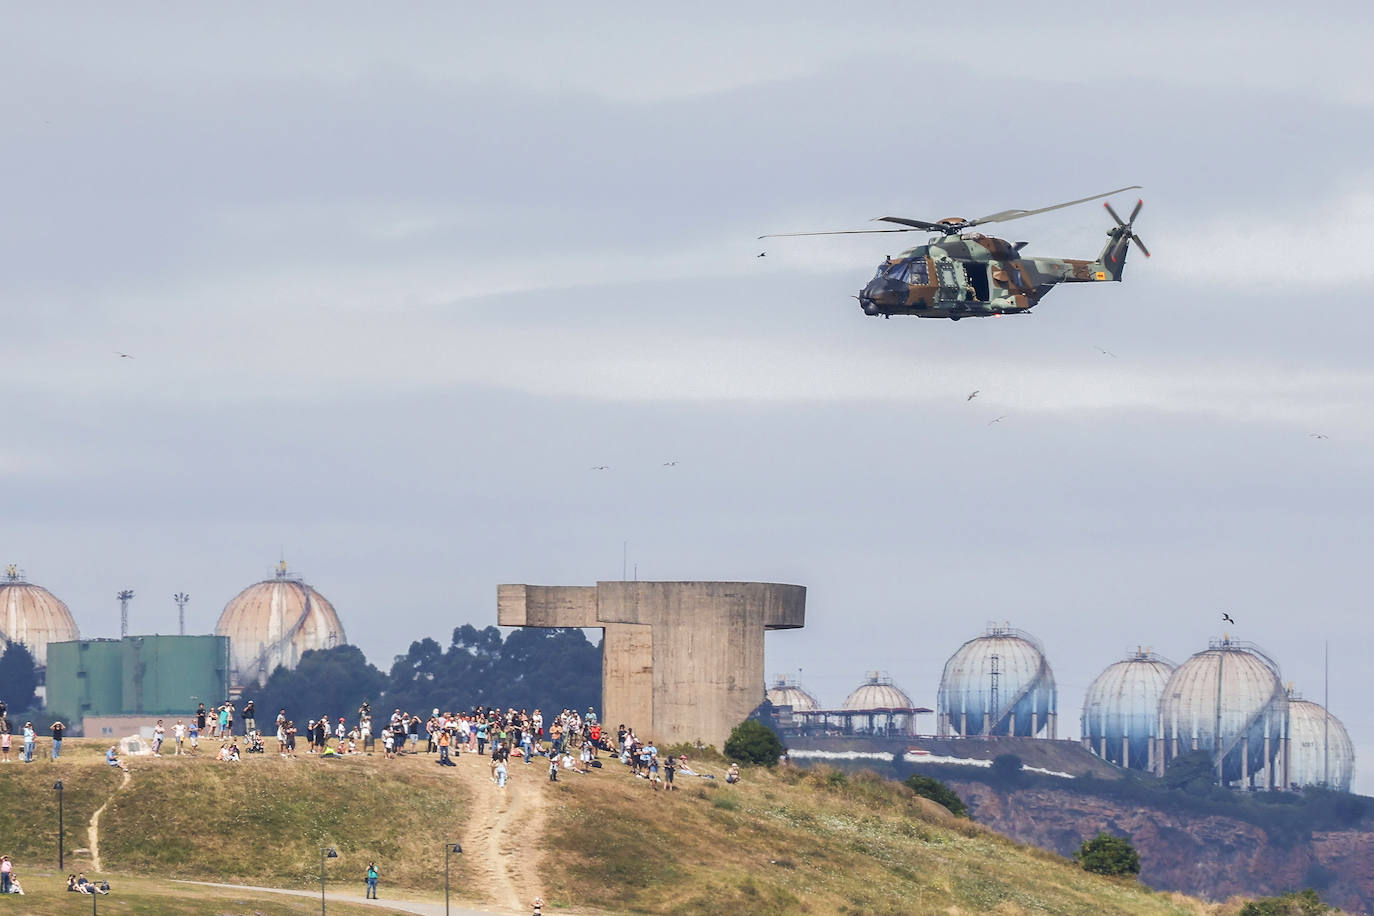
[1093,346,1117,358]
[116,352,135,359]
[663,460,679,467]
[1310,433,1329,439]
[988,416,1005,425]
[757,251,766,258]
[967,390,980,402]
[590,466,610,471]
[1222,612,1235,625]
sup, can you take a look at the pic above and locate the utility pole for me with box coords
[174,592,190,636]
[117,590,135,638]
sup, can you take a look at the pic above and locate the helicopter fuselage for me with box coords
[858,232,1119,320]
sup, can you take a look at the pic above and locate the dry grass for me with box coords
[0,740,1237,916]
[0,873,404,915]
[539,764,1224,916]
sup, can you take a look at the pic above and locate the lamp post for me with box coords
[444,842,462,915]
[53,780,63,870]
[320,846,337,914]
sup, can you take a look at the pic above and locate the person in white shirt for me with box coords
[152,720,166,757]
[173,720,187,755]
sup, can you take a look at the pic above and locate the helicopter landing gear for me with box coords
[949,315,961,321]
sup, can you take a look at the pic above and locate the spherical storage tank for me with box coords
[938,624,1057,738]
[843,672,918,736]
[0,565,79,667]
[1288,695,1355,791]
[1158,638,1287,787]
[216,563,346,687]
[766,675,818,711]
[1082,649,1175,771]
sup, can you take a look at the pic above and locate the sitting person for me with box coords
[106,746,128,771]
[76,873,106,894]
[725,763,741,784]
[67,874,82,892]
[677,754,698,776]
[6,873,21,895]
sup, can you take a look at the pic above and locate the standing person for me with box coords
[437,727,452,766]
[152,719,165,757]
[49,719,65,760]
[365,862,380,899]
[22,723,34,763]
[1,729,10,763]
[1,855,11,893]
[476,719,488,756]
[276,719,287,757]
[285,721,298,757]
[242,699,256,736]
[223,701,235,737]
[532,896,544,916]
[173,720,187,755]
[495,757,508,788]
[188,719,200,753]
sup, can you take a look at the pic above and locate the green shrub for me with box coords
[723,719,784,766]
[989,753,1024,784]
[1238,888,1331,916]
[1074,831,1140,876]
[903,774,968,817]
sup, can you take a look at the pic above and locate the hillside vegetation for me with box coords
[0,739,1248,915]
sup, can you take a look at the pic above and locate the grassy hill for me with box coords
[0,739,1239,915]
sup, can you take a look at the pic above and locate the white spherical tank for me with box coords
[0,566,80,667]
[939,624,1056,738]
[1158,639,1287,787]
[766,675,818,711]
[1288,696,1355,791]
[1082,649,1175,771]
[843,672,914,710]
[216,563,346,687]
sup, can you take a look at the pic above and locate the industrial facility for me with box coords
[937,623,1058,738]
[215,561,347,688]
[1155,638,1289,788]
[1081,649,1176,772]
[45,635,231,737]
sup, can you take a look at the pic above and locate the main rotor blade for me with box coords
[968,186,1142,228]
[1131,233,1151,258]
[1129,198,1143,223]
[873,216,945,231]
[1104,201,1126,227]
[757,227,920,239]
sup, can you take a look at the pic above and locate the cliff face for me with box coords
[949,780,1374,915]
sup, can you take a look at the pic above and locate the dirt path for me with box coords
[458,753,550,912]
[87,769,131,872]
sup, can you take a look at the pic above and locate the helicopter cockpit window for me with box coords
[874,259,908,281]
[907,257,929,284]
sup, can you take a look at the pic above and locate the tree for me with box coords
[1163,750,1218,795]
[1238,889,1331,916]
[0,643,38,717]
[724,719,784,766]
[255,645,389,724]
[903,774,968,817]
[989,753,1024,784]
[1074,831,1141,877]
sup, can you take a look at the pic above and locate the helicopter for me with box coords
[761,186,1149,320]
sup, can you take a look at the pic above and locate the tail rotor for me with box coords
[1103,199,1150,261]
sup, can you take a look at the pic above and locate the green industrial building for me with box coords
[46,635,231,725]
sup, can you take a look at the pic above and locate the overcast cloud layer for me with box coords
[3,4,1373,790]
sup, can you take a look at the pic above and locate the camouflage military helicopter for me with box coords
[761,186,1148,320]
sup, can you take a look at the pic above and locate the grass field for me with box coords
[0,739,1256,915]
[0,873,408,915]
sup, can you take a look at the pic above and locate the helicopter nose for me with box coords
[860,278,904,311]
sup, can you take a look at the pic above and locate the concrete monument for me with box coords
[498,581,805,750]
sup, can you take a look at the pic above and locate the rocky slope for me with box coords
[948,780,1374,915]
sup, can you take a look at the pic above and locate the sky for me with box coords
[3,3,1373,789]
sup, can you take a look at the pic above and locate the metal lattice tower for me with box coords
[989,653,1001,733]
[117,589,135,638]
[174,592,190,636]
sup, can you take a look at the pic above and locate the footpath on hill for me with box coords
[177,879,504,915]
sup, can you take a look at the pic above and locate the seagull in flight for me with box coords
[1093,346,1117,358]
[590,465,610,471]
[967,390,980,401]
[115,351,135,359]
[1310,433,1329,439]
[988,416,1005,425]
[757,251,766,258]
[663,460,679,467]
[1222,612,1235,625]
